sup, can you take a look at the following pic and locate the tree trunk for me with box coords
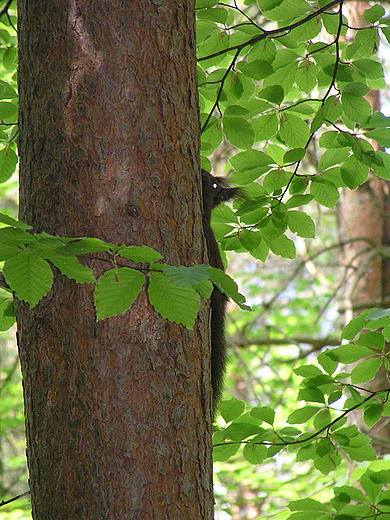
[338,2,390,449]
[17,1,213,518]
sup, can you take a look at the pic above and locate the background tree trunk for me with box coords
[16,1,213,518]
[338,1,390,450]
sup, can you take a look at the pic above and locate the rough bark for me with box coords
[17,1,214,518]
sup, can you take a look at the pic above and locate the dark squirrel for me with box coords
[201,169,239,412]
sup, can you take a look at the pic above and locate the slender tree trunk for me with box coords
[17,1,214,518]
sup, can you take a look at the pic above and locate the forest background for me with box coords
[2,0,390,519]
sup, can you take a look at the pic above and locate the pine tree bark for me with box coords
[17,1,213,518]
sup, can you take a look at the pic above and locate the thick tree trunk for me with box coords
[17,1,213,519]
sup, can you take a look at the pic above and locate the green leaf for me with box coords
[230,149,274,172]
[148,271,200,329]
[341,310,372,340]
[48,255,96,283]
[284,194,314,209]
[298,387,325,404]
[237,59,274,80]
[251,113,279,141]
[310,178,339,208]
[364,4,385,24]
[0,147,17,183]
[266,234,296,259]
[330,344,374,363]
[57,237,113,256]
[0,102,17,122]
[208,267,250,310]
[258,85,284,105]
[283,148,306,164]
[243,442,268,464]
[3,252,54,306]
[223,116,255,149]
[343,444,376,462]
[287,211,315,238]
[341,91,372,124]
[295,61,318,93]
[295,365,323,378]
[340,155,369,189]
[251,406,275,425]
[287,406,320,424]
[0,296,15,331]
[212,441,240,462]
[365,129,390,148]
[95,267,145,320]
[220,397,245,422]
[350,357,382,384]
[163,264,210,287]
[373,151,390,180]
[117,244,163,263]
[279,113,310,148]
[363,404,383,429]
[289,498,328,512]
[0,213,31,230]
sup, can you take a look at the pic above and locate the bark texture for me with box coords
[17,1,213,518]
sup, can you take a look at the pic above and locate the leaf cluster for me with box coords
[0,213,249,330]
[197,0,390,261]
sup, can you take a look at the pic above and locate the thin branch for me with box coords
[198,0,343,62]
[0,491,30,508]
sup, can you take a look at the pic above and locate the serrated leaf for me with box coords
[95,267,145,320]
[3,252,53,306]
[148,271,200,329]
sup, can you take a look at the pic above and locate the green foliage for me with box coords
[0,218,247,329]
[197,0,389,262]
[1,0,390,518]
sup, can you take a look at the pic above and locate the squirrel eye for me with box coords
[212,182,218,189]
